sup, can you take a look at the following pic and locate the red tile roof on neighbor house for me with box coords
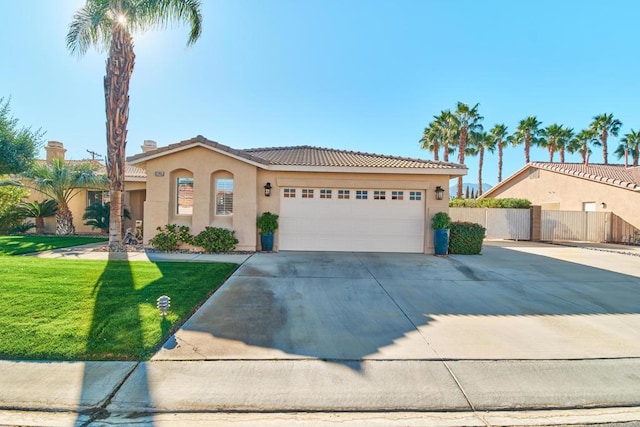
[127,135,466,172]
[483,162,640,197]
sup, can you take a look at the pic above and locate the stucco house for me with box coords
[127,135,467,253]
[29,141,146,234]
[481,162,640,231]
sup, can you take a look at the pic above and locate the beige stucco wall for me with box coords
[487,168,640,229]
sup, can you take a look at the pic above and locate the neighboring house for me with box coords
[481,162,640,229]
[28,141,146,234]
[127,135,467,253]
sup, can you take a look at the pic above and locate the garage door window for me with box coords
[410,191,422,201]
[320,189,332,199]
[338,190,350,199]
[356,190,368,200]
[374,190,386,200]
[284,188,296,198]
[302,189,314,198]
[392,191,404,200]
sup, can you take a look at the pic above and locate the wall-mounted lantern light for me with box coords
[600,202,606,209]
[264,182,272,197]
[435,185,445,201]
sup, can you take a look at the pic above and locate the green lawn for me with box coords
[0,256,237,360]
[0,235,108,255]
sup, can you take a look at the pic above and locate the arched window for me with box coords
[215,178,233,216]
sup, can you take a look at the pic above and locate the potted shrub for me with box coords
[257,212,279,251]
[432,211,451,256]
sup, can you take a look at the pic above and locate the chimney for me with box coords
[45,141,66,162]
[141,140,157,153]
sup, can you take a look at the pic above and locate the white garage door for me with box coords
[279,188,425,252]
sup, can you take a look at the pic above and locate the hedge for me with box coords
[448,221,486,255]
[449,198,531,208]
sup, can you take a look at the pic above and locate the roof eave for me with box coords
[267,165,467,175]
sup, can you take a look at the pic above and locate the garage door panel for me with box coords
[279,189,425,252]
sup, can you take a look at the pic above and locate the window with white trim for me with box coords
[391,191,404,200]
[176,177,194,215]
[409,191,422,201]
[302,189,314,198]
[320,189,332,199]
[373,190,386,200]
[356,190,368,200]
[284,188,296,198]
[87,190,109,207]
[215,178,233,216]
[338,190,350,199]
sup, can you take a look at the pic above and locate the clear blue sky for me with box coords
[2,1,638,187]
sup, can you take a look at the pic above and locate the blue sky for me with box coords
[1,1,638,187]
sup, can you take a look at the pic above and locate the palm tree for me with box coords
[419,123,441,161]
[569,129,597,164]
[616,129,640,167]
[590,113,622,164]
[466,131,496,197]
[15,199,58,234]
[454,102,483,197]
[556,127,574,163]
[540,123,566,162]
[514,116,542,164]
[489,124,508,182]
[67,0,203,249]
[20,158,108,235]
[434,110,459,162]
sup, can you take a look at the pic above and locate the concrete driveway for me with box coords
[104,241,640,415]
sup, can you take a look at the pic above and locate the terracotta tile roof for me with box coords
[124,164,146,178]
[243,145,464,170]
[35,159,147,180]
[127,135,465,171]
[529,162,640,190]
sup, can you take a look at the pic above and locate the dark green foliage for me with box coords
[83,202,131,233]
[149,224,193,251]
[0,97,44,175]
[431,212,452,229]
[450,198,532,208]
[9,222,35,234]
[449,221,486,255]
[257,211,279,235]
[193,227,239,253]
[0,205,27,235]
[16,199,58,234]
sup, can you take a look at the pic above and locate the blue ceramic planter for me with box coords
[434,228,449,255]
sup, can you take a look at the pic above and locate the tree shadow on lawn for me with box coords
[165,246,640,371]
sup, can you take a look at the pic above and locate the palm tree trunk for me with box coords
[524,134,531,163]
[105,25,135,250]
[443,142,449,162]
[633,154,639,166]
[498,140,503,183]
[457,126,467,198]
[35,216,45,235]
[56,206,74,235]
[478,146,484,196]
[624,149,629,167]
[602,130,608,164]
[560,148,565,163]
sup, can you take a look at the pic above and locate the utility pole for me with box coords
[86,149,104,162]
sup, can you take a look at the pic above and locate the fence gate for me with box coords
[449,208,530,240]
[541,211,610,242]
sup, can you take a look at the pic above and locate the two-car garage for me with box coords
[278,187,426,252]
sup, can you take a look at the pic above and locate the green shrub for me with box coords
[449,198,531,209]
[257,212,279,235]
[149,224,192,251]
[193,227,239,253]
[449,221,486,255]
[431,212,451,229]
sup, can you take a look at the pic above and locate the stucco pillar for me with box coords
[530,205,541,241]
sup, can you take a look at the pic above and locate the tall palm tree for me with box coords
[569,129,597,164]
[419,122,441,161]
[454,102,483,197]
[540,123,565,162]
[466,131,495,197]
[590,113,622,164]
[514,116,542,164]
[489,124,508,182]
[435,110,459,162]
[556,127,574,163]
[20,158,108,235]
[67,0,203,249]
[616,129,640,167]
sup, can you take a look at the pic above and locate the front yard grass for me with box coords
[0,256,237,360]
[0,235,108,255]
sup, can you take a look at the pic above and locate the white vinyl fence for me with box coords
[449,208,531,240]
[541,211,610,242]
